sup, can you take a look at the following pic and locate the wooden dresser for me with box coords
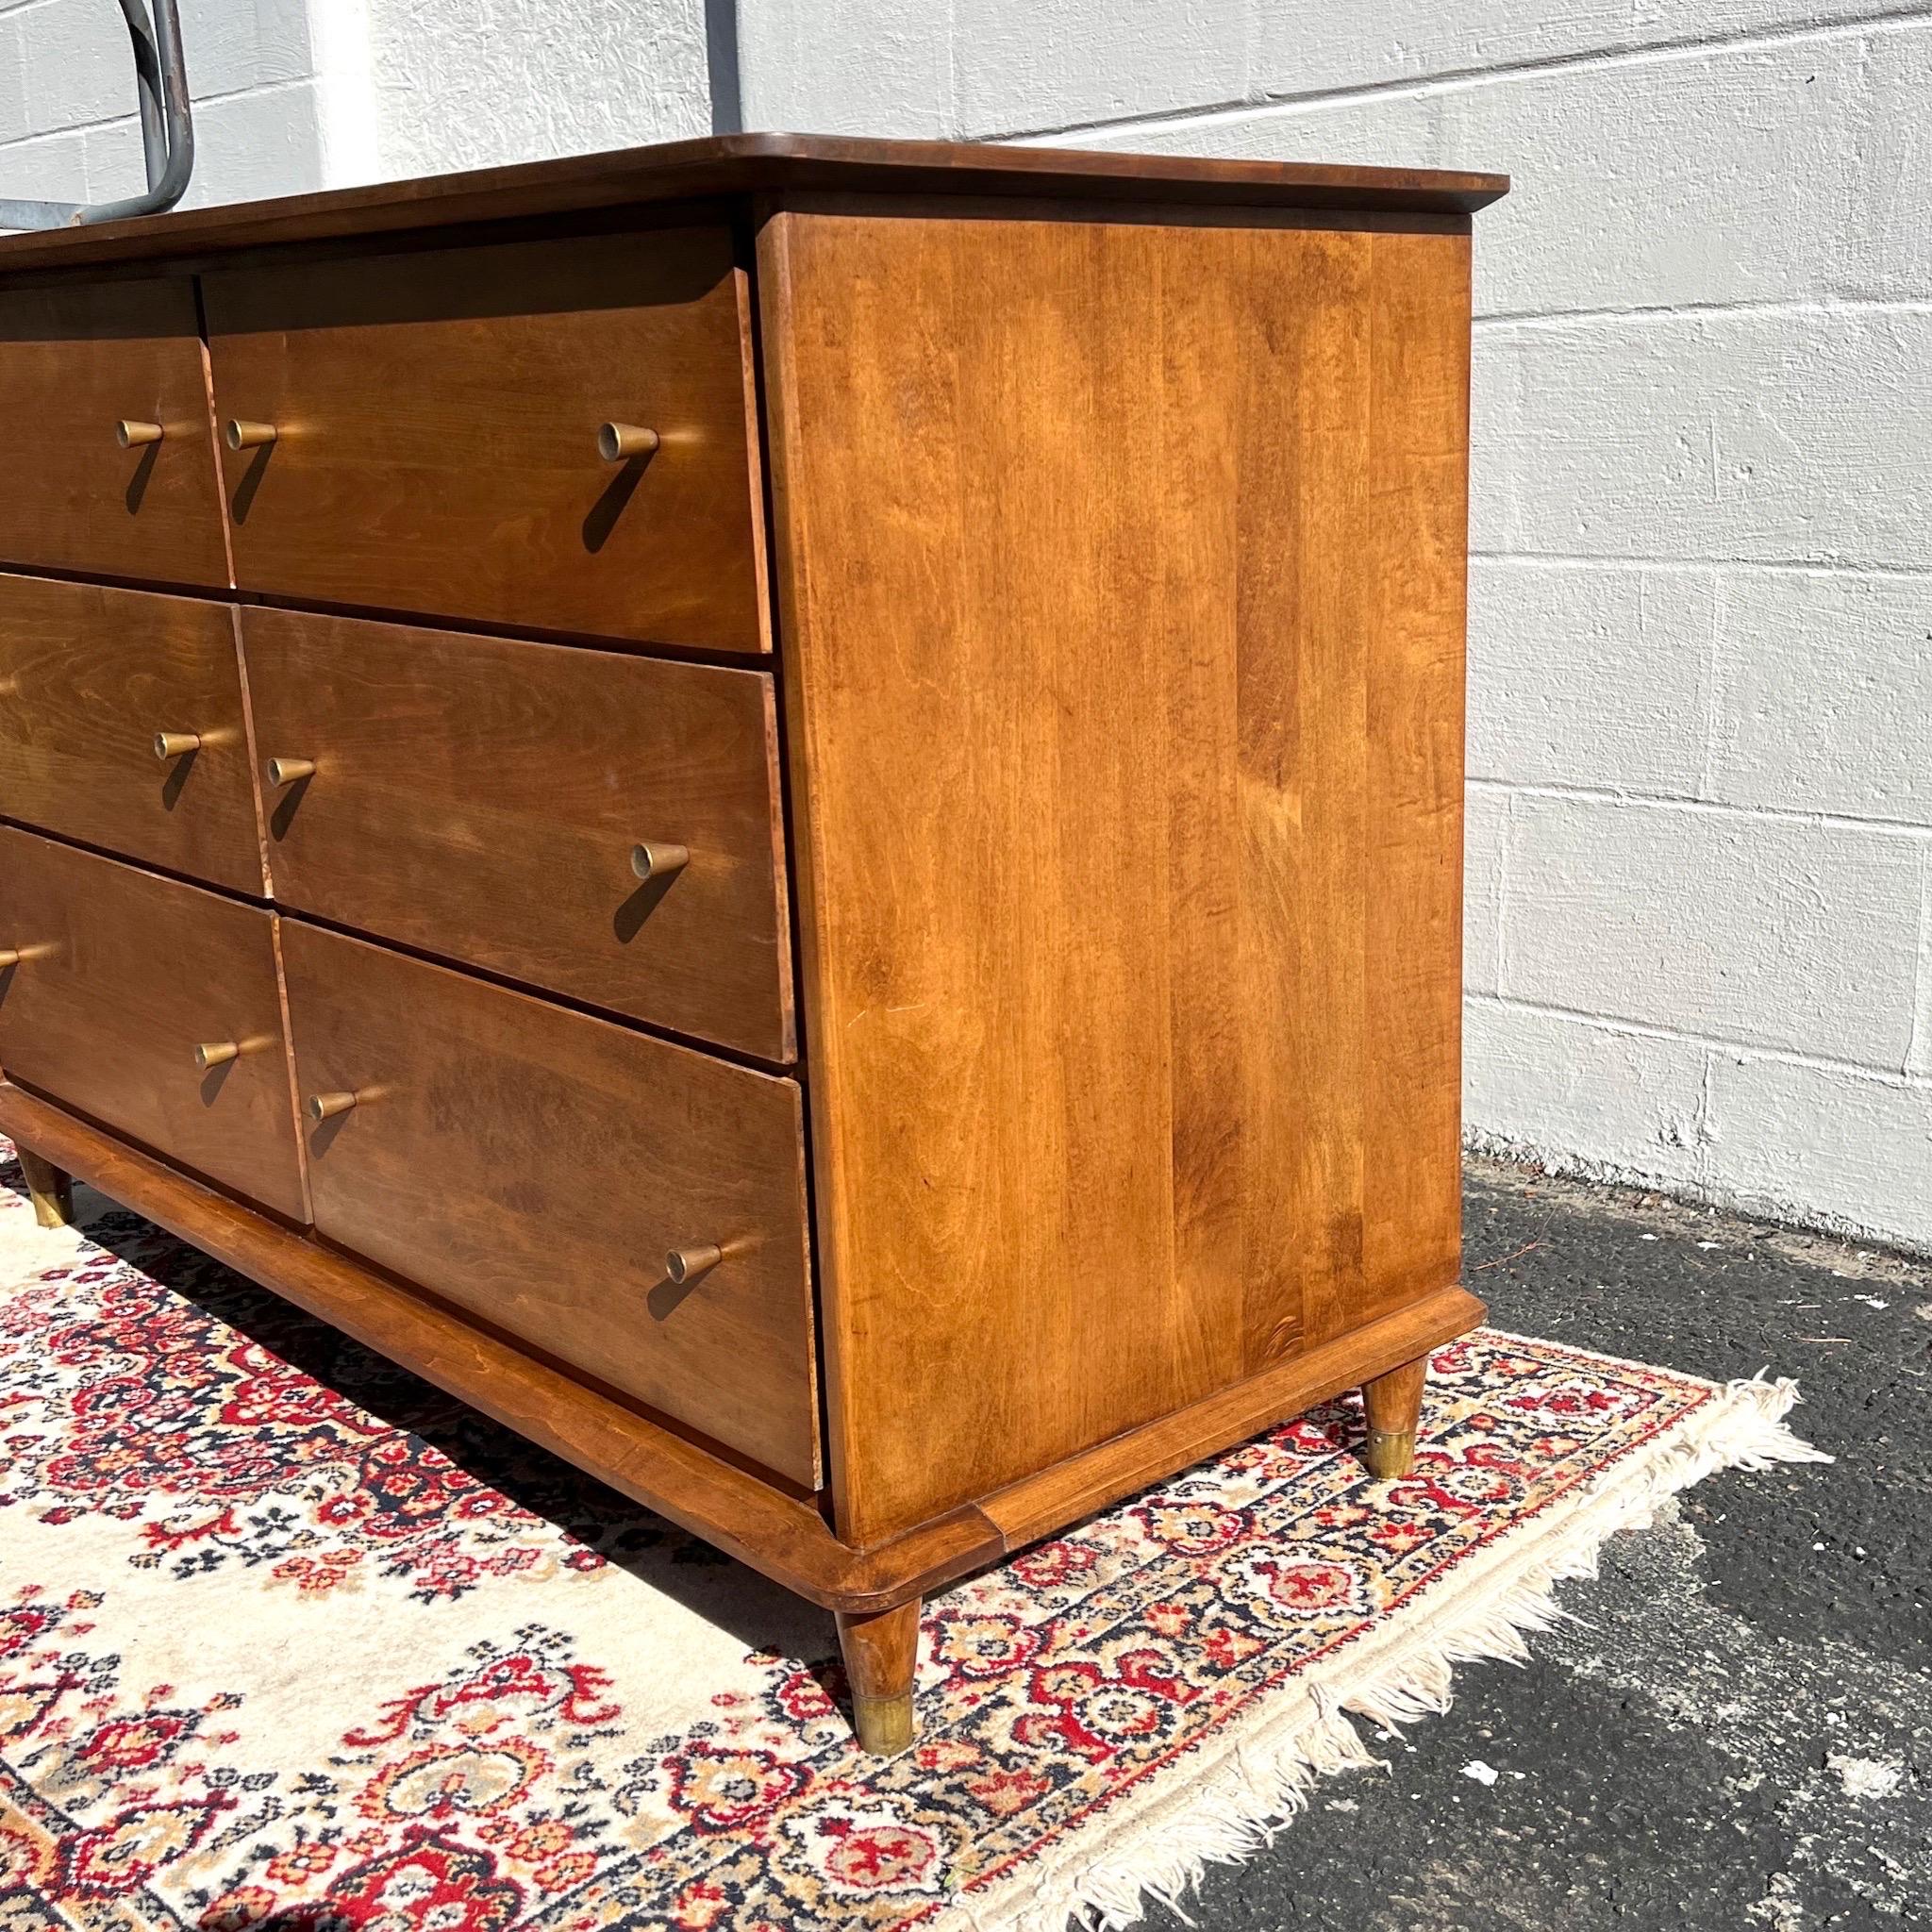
[0,135,1507,1752]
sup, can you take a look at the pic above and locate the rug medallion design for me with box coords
[0,1146,1824,1931]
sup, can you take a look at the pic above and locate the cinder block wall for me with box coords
[0,0,343,207]
[0,0,713,208]
[6,2,1929,1250]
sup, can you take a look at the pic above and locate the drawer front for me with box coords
[279,923,818,1487]
[205,229,767,652]
[0,575,264,894]
[242,608,792,1059]
[0,279,227,588]
[0,827,306,1219]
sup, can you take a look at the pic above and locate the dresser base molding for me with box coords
[0,1083,1483,1727]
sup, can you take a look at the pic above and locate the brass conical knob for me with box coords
[665,1243,723,1286]
[597,422,660,461]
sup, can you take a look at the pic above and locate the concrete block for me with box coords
[1464,996,1707,1186]
[1469,561,1714,794]
[1439,40,1869,318]
[1475,309,1932,571]
[1247,0,1905,101]
[1841,25,1932,301]
[20,0,133,138]
[175,80,326,209]
[1706,1054,1932,1251]
[953,0,1247,138]
[175,0,318,97]
[369,0,709,178]
[1061,31,1908,318]
[1465,787,1507,996]
[1503,794,1923,1066]
[0,127,88,203]
[79,117,151,204]
[0,18,25,147]
[737,0,955,138]
[1048,79,1445,171]
[1914,881,1932,1084]
[1706,570,1932,826]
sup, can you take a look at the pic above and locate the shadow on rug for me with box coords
[0,1145,1825,1932]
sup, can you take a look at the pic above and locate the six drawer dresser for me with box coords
[0,134,1507,1752]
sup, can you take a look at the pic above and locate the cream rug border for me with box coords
[942,1340,1831,1932]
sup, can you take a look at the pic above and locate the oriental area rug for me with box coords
[0,1142,1826,1932]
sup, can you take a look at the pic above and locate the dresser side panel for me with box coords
[1353,229,1473,1338]
[759,208,1472,1543]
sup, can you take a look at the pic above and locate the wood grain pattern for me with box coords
[760,209,1474,1544]
[1360,1353,1428,1478]
[0,826,305,1219]
[0,1082,1485,1614]
[277,920,819,1486]
[1355,237,1473,1339]
[0,279,227,588]
[0,135,1509,279]
[241,607,793,1058]
[0,574,264,894]
[204,229,767,651]
[0,1079,1013,1611]
[836,1598,921,1755]
[978,1288,1482,1549]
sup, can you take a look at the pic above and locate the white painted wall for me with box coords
[0,0,715,209]
[1,0,331,209]
[6,3,1929,1251]
[360,0,713,183]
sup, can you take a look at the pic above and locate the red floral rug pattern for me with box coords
[0,1146,1790,1931]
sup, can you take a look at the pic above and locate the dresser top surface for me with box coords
[0,131,1508,278]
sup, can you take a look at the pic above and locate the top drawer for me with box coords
[0,279,227,588]
[204,229,768,653]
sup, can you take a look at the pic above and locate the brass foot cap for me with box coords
[1363,1427,1417,1480]
[851,1690,915,1757]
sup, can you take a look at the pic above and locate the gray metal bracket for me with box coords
[1,0,194,230]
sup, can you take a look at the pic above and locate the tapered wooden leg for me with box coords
[1361,1355,1428,1479]
[15,1147,74,1229]
[836,1598,921,1756]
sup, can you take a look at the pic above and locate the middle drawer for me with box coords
[242,608,794,1061]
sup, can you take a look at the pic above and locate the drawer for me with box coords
[0,575,264,895]
[204,229,767,652]
[279,922,818,1488]
[0,279,227,588]
[242,608,792,1059]
[0,827,306,1219]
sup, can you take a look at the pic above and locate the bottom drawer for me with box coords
[278,922,820,1489]
[0,826,307,1219]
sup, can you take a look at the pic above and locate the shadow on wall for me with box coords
[707,0,742,132]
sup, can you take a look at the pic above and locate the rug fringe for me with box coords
[960,1371,1828,1932]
